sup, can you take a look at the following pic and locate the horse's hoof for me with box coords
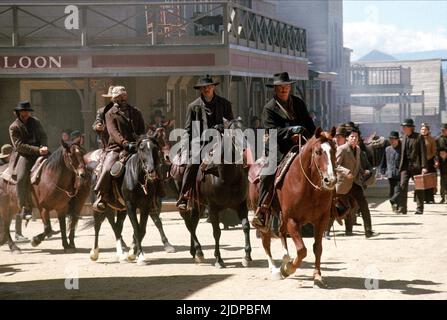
[90,248,99,261]
[163,242,176,253]
[31,238,40,247]
[241,258,251,268]
[214,260,225,269]
[280,264,292,278]
[127,254,136,262]
[136,254,146,265]
[313,274,327,288]
[194,254,205,263]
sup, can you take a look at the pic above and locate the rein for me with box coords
[53,149,83,199]
[298,135,324,191]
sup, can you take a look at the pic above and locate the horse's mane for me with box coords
[45,146,65,171]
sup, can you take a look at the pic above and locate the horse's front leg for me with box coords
[67,211,79,250]
[58,213,74,253]
[237,201,251,267]
[281,218,307,278]
[209,205,224,268]
[31,208,52,247]
[135,209,150,265]
[125,200,144,264]
[181,206,204,263]
[150,212,176,253]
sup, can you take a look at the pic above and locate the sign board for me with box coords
[351,95,424,106]
[1,56,78,69]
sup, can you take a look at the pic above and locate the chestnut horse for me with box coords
[0,141,88,253]
[250,127,337,287]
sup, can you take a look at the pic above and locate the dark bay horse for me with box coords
[122,135,164,265]
[86,133,175,263]
[181,118,252,268]
[250,127,337,287]
[0,141,88,253]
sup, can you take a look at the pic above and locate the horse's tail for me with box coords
[79,216,96,231]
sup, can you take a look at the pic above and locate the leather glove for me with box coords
[123,141,137,153]
[214,124,225,132]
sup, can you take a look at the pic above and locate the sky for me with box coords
[343,0,447,60]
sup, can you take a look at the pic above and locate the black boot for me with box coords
[15,214,29,242]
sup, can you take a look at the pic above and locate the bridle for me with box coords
[55,144,85,199]
[298,135,332,191]
[137,138,158,195]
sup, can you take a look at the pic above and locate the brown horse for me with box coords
[0,141,88,253]
[250,127,337,287]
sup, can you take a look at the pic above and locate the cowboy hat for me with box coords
[401,118,415,127]
[389,131,399,139]
[111,86,127,99]
[101,86,115,97]
[193,75,220,89]
[0,144,13,159]
[14,101,34,112]
[266,72,296,88]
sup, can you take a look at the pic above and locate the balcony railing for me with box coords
[350,65,411,87]
[0,1,306,57]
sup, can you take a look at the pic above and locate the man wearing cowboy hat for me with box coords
[251,72,316,229]
[176,75,234,210]
[93,86,146,212]
[380,131,402,213]
[399,118,427,215]
[8,101,48,221]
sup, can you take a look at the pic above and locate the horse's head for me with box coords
[222,117,246,164]
[62,140,86,179]
[136,135,159,181]
[308,127,337,190]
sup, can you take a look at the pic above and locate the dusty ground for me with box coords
[1,181,446,300]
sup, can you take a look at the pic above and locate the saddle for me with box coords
[274,146,300,187]
[0,156,47,185]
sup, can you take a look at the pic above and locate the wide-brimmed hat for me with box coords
[193,75,220,89]
[14,101,34,112]
[266,72,296,88]
[335,127,347,137]
[0,144,13,159]
[401,118,415,127]
[389,131,399,139]
[111,86,127,99]
[101,86,115,97]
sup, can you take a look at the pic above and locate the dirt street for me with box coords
[1,184,446,300]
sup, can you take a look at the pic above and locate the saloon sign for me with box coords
[1,56,78,69]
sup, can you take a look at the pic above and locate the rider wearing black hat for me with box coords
[251,72,316,229]
[176,75,234,210]
[8,101,48,221]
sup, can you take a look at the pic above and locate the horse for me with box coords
[121,134,165,265]
[0,164,21,253]
[180,117,252,268]
[85,136,175,263]
[0,141,88,253]
[249,127,337,287]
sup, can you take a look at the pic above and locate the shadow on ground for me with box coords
[0,274,231,299]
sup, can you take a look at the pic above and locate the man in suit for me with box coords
[251,72,316,229]
[176,75,234,210]
[336,127,377,238]
[9,101,49,221]
[380,131,402,213]
[399,119,427,215]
